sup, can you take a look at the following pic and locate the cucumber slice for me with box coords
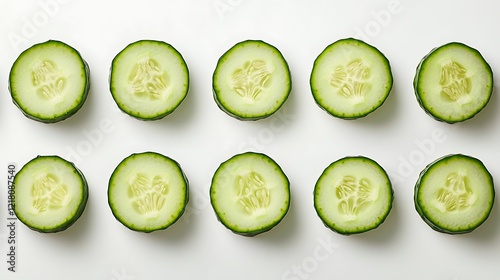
[310,38,393,119]
[210,152,290,236]
[110,40,189,120]
[9,40,90,123]
[314,156,393,235]
[414,154,494,234]
[414,42,493,123]
[13,155,88,233]
[108,152,189,233]
[212,40,291,120]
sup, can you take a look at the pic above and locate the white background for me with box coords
[1,0,500,279]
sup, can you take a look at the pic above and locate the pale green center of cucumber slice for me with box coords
[235,171,271,216]
[434,171,476,213]
[230,59,271,103]
[31,60,67,103]
[128,57,170,100]
[440,61,472,105]
[128,173,169,218]
[31,172,69,214]
[335,175,378,220]
[330,59,371,105]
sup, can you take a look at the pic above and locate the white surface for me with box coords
[1,0,500,279]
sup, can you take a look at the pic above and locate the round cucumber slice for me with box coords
[212,40,292,120]
[310,38,393,119]
[210,152,290,236]
[314,156,393,235]
[13,155,89,233]
[110,40,189,120]
[414,154,494,234]
[108,152,189,233]
[9,40,90,123]
[414,42,493,123]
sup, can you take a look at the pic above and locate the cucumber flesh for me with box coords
[212,40,291,120]
[110,40,189,120]
[13,156,88,233]
[414,42,493,123]
[314,156,393,235]
[210,152,290,236]
[310,38,393,119]
[9,40,90,123]
[108,152,189,233]
[414,154,494,234]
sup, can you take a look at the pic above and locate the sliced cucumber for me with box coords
[414,154,494,234]
[212,40,291,120]
[310,38,393,119]
[9,40,90,123]
[13,155,88,233]
[210,152,290,236]
[110,40,189,120]
[314,156,393,235]
[414,42,493,123]
[108,152,188,233]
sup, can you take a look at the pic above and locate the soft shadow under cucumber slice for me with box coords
[108,152,189,233]
[212,40,292,121]
[14,155,89,233]
[109,40,189,120]
[210,152,290,236]
[314,156,393,235]
[310,38,393,119]
[413,42,493,123]
[414,154,494,234]
[9,40,90,123]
